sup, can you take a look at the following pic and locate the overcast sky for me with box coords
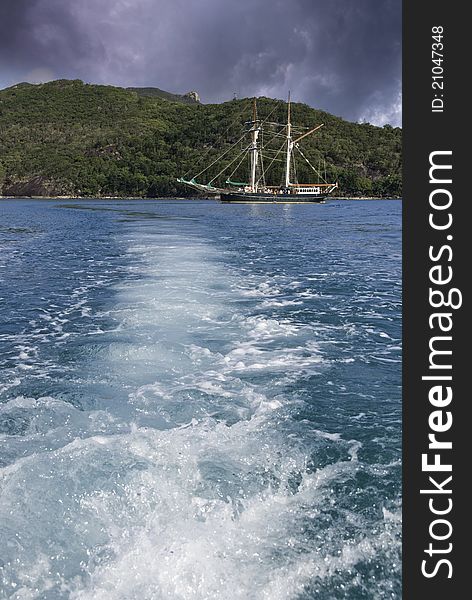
[0,0,401,126]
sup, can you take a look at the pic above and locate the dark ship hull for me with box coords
[220,192,325,204]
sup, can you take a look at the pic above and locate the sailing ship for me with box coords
[178,93,338,203]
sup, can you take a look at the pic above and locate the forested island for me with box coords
[0,79,401,198]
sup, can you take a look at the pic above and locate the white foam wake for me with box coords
[0,218,398,599]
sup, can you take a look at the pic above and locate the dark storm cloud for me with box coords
[0,0,401,125]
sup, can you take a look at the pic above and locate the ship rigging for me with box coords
[178,94,338,203]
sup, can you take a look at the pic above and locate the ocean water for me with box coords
[0,199,401,599]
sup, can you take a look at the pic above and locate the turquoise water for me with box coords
[0,199,401,599]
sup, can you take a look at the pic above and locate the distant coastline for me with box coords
[0,80,402,201]
[0,194,402,201]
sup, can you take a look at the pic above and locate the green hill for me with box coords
[126,87,200,104]
[0,79,401,198]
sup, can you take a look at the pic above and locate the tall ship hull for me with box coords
[220,192,325,203]
[178,93,338,203]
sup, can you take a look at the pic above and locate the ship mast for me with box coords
[284,91,293,188]
[249,98,260,193]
